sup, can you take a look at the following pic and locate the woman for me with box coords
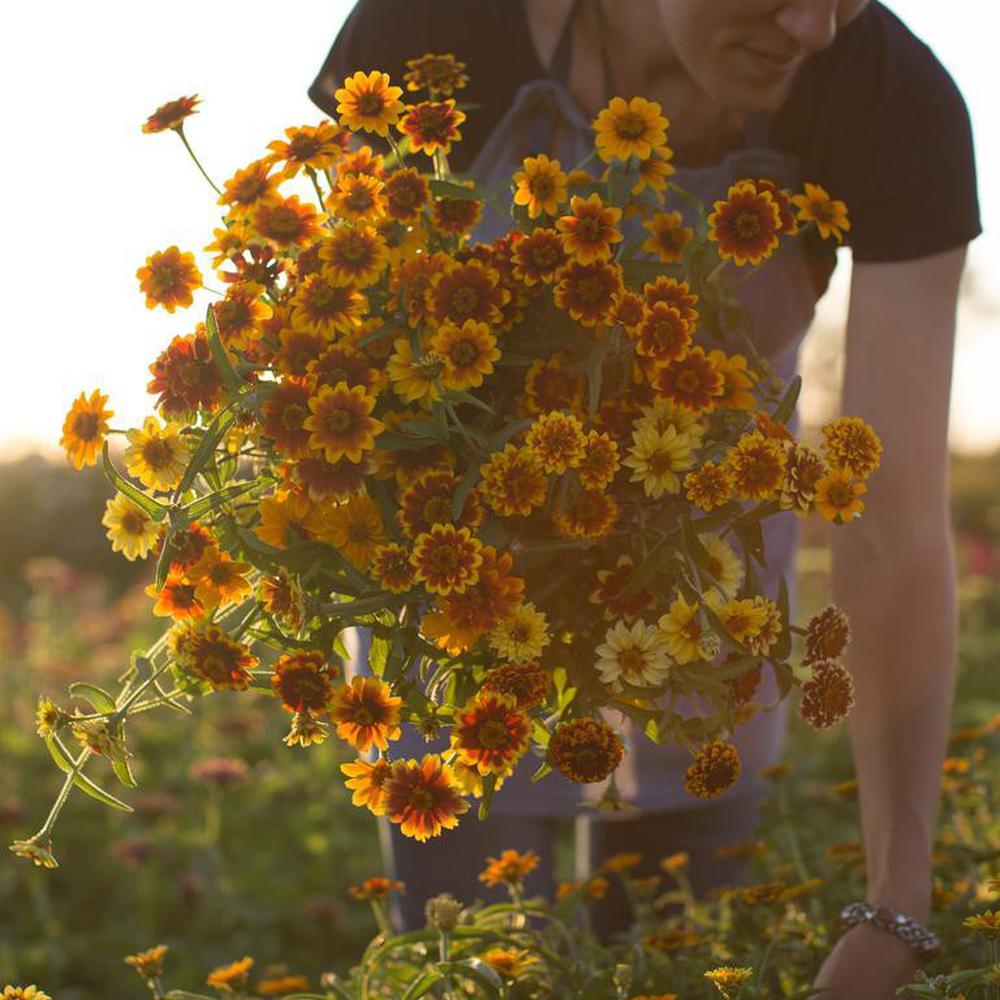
[309,2,980,995]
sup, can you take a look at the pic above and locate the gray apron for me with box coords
[347,8,822,818]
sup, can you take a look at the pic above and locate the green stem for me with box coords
[37,746,94,839]
[176,125,223,196]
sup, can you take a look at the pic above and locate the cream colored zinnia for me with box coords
[699,532,744,599]
[622,424,694,499]
[488,602,551,663]
[595,619,672,692]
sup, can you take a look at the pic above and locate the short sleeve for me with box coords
[835,9,981,262]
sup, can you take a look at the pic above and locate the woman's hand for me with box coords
[813,923,921,999]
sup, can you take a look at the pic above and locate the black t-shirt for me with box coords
[308,0,981,266]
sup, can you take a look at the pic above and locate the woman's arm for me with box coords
[833,245,965,922]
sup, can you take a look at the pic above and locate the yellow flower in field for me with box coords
[206,956,254,992]
[482,948,539,978]
[124,416,189,492]
[335,70,404,136]
[328,171,387,222]
[452,691,531,777]
[102,494,159,561]
[1,988,53,1000]
[700,533,744,599]
[398,99,466,155]
[319,225,389,288]
[60,388,113,469]
[964,910,1000,935]
[631,147,676,195]
[556,193,623,264]
[256,491,324,548]
[722,429,788,501]
[479,444,548,517]
[341,757,393,814]
[657,594,716,664]
[331,676,402,752]
[218,160,280,218]
[642,210,693,263]
[525,410,586,474]
[142,94,200,134]
[513,154,569,219]
[8,836,58,869]
[35,697,66,738]
[291,274,368,338]
[319,493,387,568]
[707,592,781,656]
[685,461,733,511]
[370,542,416,593]
[404,53,469,96]
[265,120,346,179]
[623,424,694,499]
[596,619,672,692]
[430,319,500,391]
[708,181,782,266]
[814,467,867,524]
[488,601,551,663]
[387,337,442,406]
[704,966,753,994]
[136,246,203,312]
[124,943,169,978]
[305,382,383,465]
[709,350,758,410]
[792,182,850,242]
[411,523,483,595]
[686,742,742,800]
[383,754,469,841]
[212,281,272,351]
[251,194,325,250]
[593,95,669,162]
[822,415,882,478]
[189,549,252,608]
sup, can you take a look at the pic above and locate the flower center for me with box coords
[616,111,648,140]
[72,412,100,441]
[142,438,175,470]
[476,719,510,749]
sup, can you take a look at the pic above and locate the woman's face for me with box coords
[655,0,871,109]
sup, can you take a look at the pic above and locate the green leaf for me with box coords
[164,992,217,1000]
[68,682,116,713]
[181,480,260,521]
[586,340,610,422]
[429,177,486,201]
[176,407,235,495]
[772,574,792,661]
[772,374,802,425]
[401,969,446,1000]
[111,753,138,789]
[451,463,482,522]
[447,388,494,415]
[531,760,553,783]
[44,736,134,812]
[453,958,503,993]
[205,303,244,396]
[477,772,498,821]
[154,530,176,591]
[101,443,168,521]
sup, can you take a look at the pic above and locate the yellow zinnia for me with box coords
[124,416,189,492]
[102,494,160,561]
[60,389,113,470]
[622,424,694,498]
[513,154,569,219]
[335,70,404,136]
[593,96,669,163]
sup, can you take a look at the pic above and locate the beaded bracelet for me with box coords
[838,901,942,960]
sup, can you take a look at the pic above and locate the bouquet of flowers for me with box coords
[13,53,879,868]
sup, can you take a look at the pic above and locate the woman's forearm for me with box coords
[829,523,958,924]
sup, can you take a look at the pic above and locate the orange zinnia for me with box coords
[251,195,325,249]
[304,382,383,464]
[271,650,336,714]
[553,260,623,327]
[136,246,203,313]
[60,389,113,469]
[451,691,531,777]
[331,676,402,752]
[411,523,484,595]
[708,181,782,266]
[142,95,200,134]
[341,757,393,814]
[398,99,466,155]
[555,193,622,264]
[383,754,469,841]
[654,347,725,414]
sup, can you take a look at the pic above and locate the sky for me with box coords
[1,0,997,459]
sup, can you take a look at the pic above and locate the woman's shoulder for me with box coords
[774,1,980,262]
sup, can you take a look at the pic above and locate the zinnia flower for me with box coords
[451,691,531,777]
[429,318,500,391]
[821,415,882,478]
[123,416,189,492]
[398,99,466,155]
[593,96,669,162]
[548,717,624,784]
[383,754,470,841]
[799,659,855,728]
[481,661,551,709]
[403,53,469,96]
[595,619,672,691]
[335,71,404,136]
[722,429,788,501]
[304,383,383,464]
[479,445,548,517]
[623,424,694,498]
[136,246,202,313]
[654,347,725,413]
[410,523,484,595]
[142,95,200,134]
[331,676,402,752]
[271,650,336,714]
[102,495,160,561]
[513,154,568,219]
[642,210,693,263]
[708,181,782,266]
[684,741,742,799]
[556,193,623,264]
[553,259,624,326]
[791,182,850,242]
[341,757,393,814]
[814,467,867,523]
[60,389,113,469]
[319,225,389,288]
[487,602,551,663]
[657,594,717,664]
[804,605,852,663]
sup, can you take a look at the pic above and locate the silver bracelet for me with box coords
[838,901,942,960]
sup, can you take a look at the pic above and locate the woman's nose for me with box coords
[772,0,839,54]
